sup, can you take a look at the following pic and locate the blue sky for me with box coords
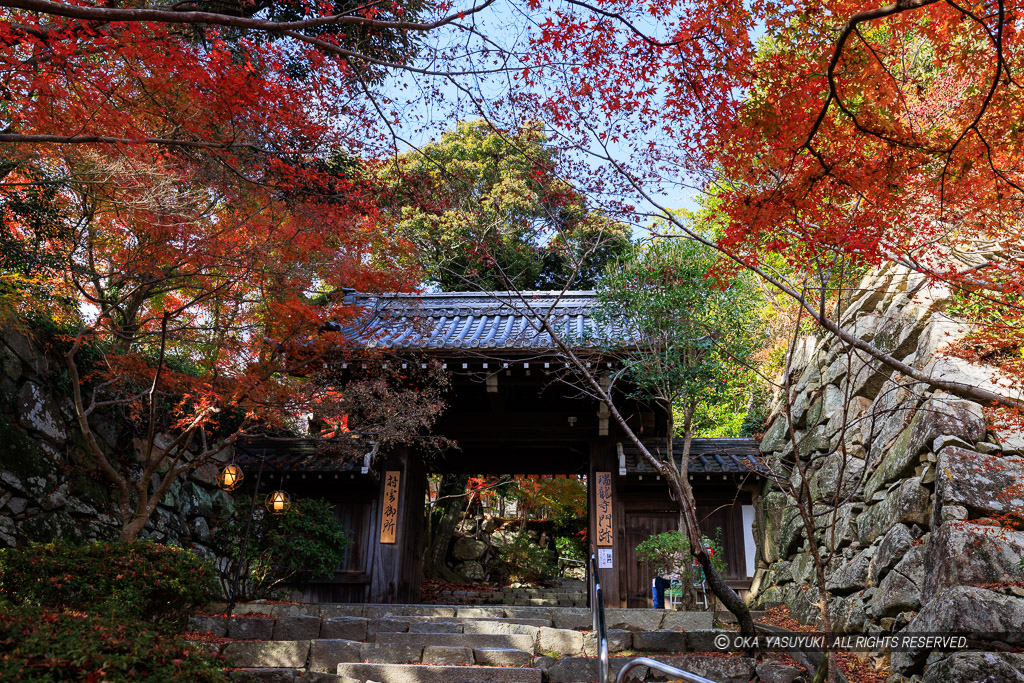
[370,0,707,236]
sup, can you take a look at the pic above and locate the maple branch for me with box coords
[801,0,941,152]
[852,25,913,124]
[283,28,520,76]
[142,312,170,469]
[1,0,496,34]
[584,116,1024,412]
[63,314,132,527]
[974,126,1024,194]
[561,0,704,49]
[938,0,1008,202]
[0,132,316,154]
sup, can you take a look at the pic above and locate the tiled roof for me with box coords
[234,437,368,474]
[332,290,622,351]
[620,438,769,476]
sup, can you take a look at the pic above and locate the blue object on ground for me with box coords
[652,576,670,609]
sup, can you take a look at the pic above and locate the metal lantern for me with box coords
[217,464,244,491]
[265,490,291,515]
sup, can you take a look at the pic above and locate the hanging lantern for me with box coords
[265,490,291,515]
[217,464,244,491]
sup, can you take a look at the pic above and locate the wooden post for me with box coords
[589,439,620,607]
[368,448,426,603]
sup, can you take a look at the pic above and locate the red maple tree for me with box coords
[0,0,471,538]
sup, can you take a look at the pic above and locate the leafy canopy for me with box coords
[378,120,630,291]
[597,223,764,433]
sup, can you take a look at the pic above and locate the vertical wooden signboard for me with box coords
[380,470,400,544]
[595,471,613,548]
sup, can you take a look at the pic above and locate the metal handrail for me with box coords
[591,553,718,683]
[615,657,719,683]
[589,553,611,683]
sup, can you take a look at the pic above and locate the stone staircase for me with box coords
[189,603,769,683]
[426,579,588,607]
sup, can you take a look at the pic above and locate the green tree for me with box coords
[214,497,352,601]
[598,230,763,470]
[379,120,629,291]
[596,222,763,614]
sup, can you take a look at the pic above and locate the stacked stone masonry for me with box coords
[750,264,1024,682]
[0,326,234,559]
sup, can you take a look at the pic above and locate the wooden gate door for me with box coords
[695,502,747,583]
[623,510,677,607]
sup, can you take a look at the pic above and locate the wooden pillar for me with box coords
[368,447,426,603]
[589,438,621,608]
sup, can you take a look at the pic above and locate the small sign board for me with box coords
[595,471,613,547]
[598,547,613,569]
[380,470,400,544]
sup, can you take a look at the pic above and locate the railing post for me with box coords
[615,657,719,683]
[589,553,610,683]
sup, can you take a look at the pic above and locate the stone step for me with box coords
[390,616,555,629]
[192,614,564,641]
[463,621,544,636]
[220,639,557,672]
[472,647,534,667]
[223,640,313,669]
[334,663,543,683]
[202,605,716,639]
[634,655,757,683]
[542,656,757,683]
[457,616,552,628]
[227,602,587,622]
[372,631,536,652]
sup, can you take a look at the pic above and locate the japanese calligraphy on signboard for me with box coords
[380,470,400,544]
[595,471,613,547]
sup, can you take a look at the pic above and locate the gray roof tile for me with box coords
[621,438,769,476]
[336,290,619,351]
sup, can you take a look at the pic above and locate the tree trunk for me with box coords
[669,401,697,610]
[672,400,756,642]
[676,511,698,611]
[674,473,757,643]
[423,473,469,582]
[120,515,147,542]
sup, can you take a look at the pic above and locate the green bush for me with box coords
[635,529,728,584]
[0,540,217,633]
[493,531,554,584]
[0,604,228,682]
[555,535,584,561]
[213,496,351,600]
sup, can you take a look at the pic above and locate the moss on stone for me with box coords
[0,393,59,484]
[19,511,84,545]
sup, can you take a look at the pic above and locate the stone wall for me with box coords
[0,326,235,559]
[749,265,1024,681]
[448,517,579,583]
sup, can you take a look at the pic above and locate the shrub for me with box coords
[0,540,218,633]
[0,604,228,682]
[555,535,584,561]
[493,531,554,584]
[213,496,351,600]
[635,529,728,584]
